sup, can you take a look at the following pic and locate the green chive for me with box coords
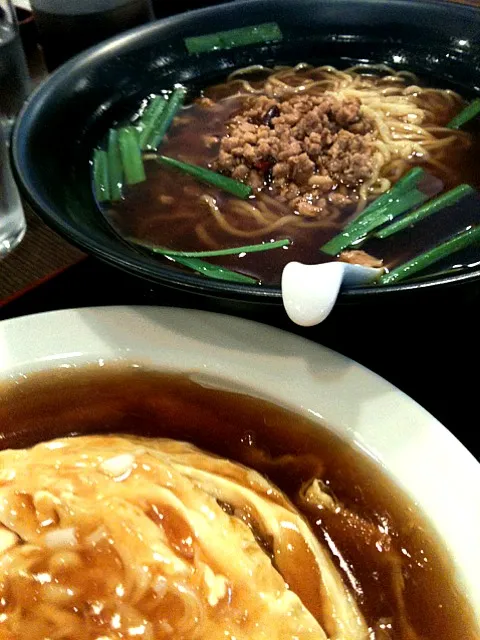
[186,33,222,53]
[375,184,475,239]
[353,167,425,225]
[154,155,252,199]
[138,95,168,150]
[221,23,282,48]
[447,98,480,130]
[379,225,480,285]
[93,149,110,202]
[107,129,123,201]
[399,265,464,283]
[118,126,146,185]
[168,255,257,283]
[320,168,425,254]
[147,87,186,150]
[129,237,289,257]
[322,188,428,255]
[184,22,282,54]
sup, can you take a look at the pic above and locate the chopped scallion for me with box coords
[130,237,289,257]
[118,126,146,185]
[138,95,168,150]
[447,98,480,130]
[154,155,252,199]
[107,129,123,201]
[167,255,257,283]
[352,167,425,225]
[93,149,110,202]
[379,225,480,284]
[322,188,428,255]
[375,184,474,239]
[184,23,282,54]
[147,87,186,150]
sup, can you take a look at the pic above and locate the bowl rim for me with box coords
[1,305,479,622]
[11,0,480,303]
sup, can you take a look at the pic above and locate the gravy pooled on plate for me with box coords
[0,367,477,640]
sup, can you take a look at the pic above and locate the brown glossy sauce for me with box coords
[0,366,478,639]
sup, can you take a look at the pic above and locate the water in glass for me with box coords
[0,0,29,257]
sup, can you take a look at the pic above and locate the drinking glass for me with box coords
[0,0,29,257]
[30,0,155,71]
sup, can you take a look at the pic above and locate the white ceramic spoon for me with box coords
[281,261,384,327]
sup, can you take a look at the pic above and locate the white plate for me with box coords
[0,306,479,618]
[14,0,31,10]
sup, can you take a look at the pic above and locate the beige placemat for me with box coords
[0,204,85,304]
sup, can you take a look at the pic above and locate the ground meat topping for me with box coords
[338,250,383,268]
[215,92,375,216]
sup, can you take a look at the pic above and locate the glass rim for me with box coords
[0,0,20,29]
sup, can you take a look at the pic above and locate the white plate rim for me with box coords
[0,305,479,618]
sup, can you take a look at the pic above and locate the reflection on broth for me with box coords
[0,367,478,639]
[96,64,480,284]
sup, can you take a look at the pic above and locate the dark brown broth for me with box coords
[0,366,478,640]
[105,96,327,284]
[98,70,480,285]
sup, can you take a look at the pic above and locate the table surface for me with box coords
[2,0,479,464]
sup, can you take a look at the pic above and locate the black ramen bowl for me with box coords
[11,0,480,307]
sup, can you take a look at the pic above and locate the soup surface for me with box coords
[96,64,480,284]
[0,366,478,640]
